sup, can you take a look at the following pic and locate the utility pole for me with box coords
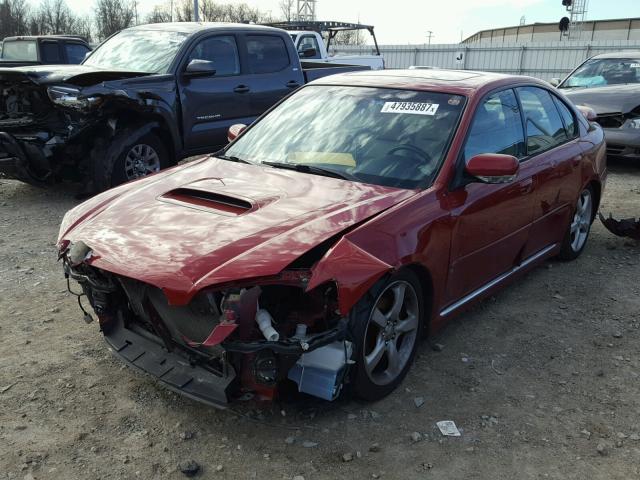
[194,0,199,21]
[426,30,433,45]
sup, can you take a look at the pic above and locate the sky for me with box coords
[39,0,640,44]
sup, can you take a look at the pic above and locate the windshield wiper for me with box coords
[216,154,251,164]
[262,161,353,181]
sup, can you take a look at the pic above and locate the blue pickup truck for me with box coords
[0,23,369,191]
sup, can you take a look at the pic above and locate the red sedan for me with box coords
[58,69,606,406]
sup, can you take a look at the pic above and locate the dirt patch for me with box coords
[1,161,639,480]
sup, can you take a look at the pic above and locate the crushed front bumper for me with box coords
[603,128,640,159]
[104,317,237,409]
[0,131,50,183]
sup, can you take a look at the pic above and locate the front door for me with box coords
[178,34,253,153]
[446,88,536,303]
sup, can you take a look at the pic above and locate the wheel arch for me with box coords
[587,179,602,222]
[401,263,435,336]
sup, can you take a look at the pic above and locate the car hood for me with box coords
[562,84,640,114]
[0,64,152,87]
[59,157,416,305]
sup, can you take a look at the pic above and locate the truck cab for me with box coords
[267,21,385,70]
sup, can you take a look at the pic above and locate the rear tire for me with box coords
[349,270,424,401]
[557,186,593,261]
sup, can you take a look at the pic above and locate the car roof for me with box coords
[591,51,640,59]
[309,68,545,96]
[3,35,87,42]
[127,22,283,35]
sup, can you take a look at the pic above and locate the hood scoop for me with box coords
[159,187,253,216]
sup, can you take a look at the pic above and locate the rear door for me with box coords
[446,88,536,302]
[39,40,63,64]
[515,86,583,256]
[62,41,91,64]
[240,33,303,117]
[178,34,253,153]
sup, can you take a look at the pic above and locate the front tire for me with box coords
[557,186,593,261]
[350,270,424,401]
[90,128,170,192]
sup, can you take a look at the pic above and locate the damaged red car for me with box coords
[58,69,606,407]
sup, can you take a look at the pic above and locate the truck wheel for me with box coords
[111,132,169,187]
[349,270,424,401]
[90,128,170,192]
[557,186,593,261]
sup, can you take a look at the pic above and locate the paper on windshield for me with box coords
[381,102,439,116]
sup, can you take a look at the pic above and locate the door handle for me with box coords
[234,85,250,93]
[286,80,300,89]
[520,178,534,194]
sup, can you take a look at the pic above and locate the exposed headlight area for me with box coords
[60,246,352,405]
[47,86,102,110]
[624,117,640,129]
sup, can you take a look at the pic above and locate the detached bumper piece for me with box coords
[104,318,236,409]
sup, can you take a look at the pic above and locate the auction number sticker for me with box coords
[381,102,439,116]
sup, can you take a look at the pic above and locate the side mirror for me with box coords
[83,50,92,60]
[465,153,519,184]
[299,47,317,58]
[227,123,247,143]
[549,77,561,87]
[576,105,598,122]
[184,59,216,77]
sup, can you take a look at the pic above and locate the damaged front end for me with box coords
[59,241,354,407]
[0,68,164,186]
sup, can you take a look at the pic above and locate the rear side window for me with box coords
[41,42,62,63]
[517,87,568,155]
[188,35,240,76]
[464,89,525,161]
[552,95,578,139]
[65,43,90,64]
[297,34,321,59]
[246,35,290,74]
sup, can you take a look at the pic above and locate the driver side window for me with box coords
[464,89,526,162]
[187,35,240,76]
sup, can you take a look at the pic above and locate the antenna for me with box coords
[297,0,317,21]
[519,16,526,26]
[426,30,433,45]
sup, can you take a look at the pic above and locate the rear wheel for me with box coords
[350,270,424,401]
[558,186,593,261]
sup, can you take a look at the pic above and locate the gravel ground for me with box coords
[1,160,639,480]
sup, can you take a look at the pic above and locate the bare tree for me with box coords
[94,0,136,40]
[279,0,294,21]
[145,5,172,24]
[0,0,31,38]
[330,29,366,46]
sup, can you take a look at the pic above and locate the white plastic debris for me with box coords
[436,420,461,437]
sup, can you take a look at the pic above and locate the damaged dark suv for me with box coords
[0,22,367,191]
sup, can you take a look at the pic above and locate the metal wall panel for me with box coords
[331,41,640,81]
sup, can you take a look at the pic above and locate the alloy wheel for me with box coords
[363,281,420,386]
[570,189,592,252]
[124,143,161,180]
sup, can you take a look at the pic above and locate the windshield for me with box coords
[561,58,640,88]
[83,29,188,73]
[225,86,465,190]
[1,40,37,61]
